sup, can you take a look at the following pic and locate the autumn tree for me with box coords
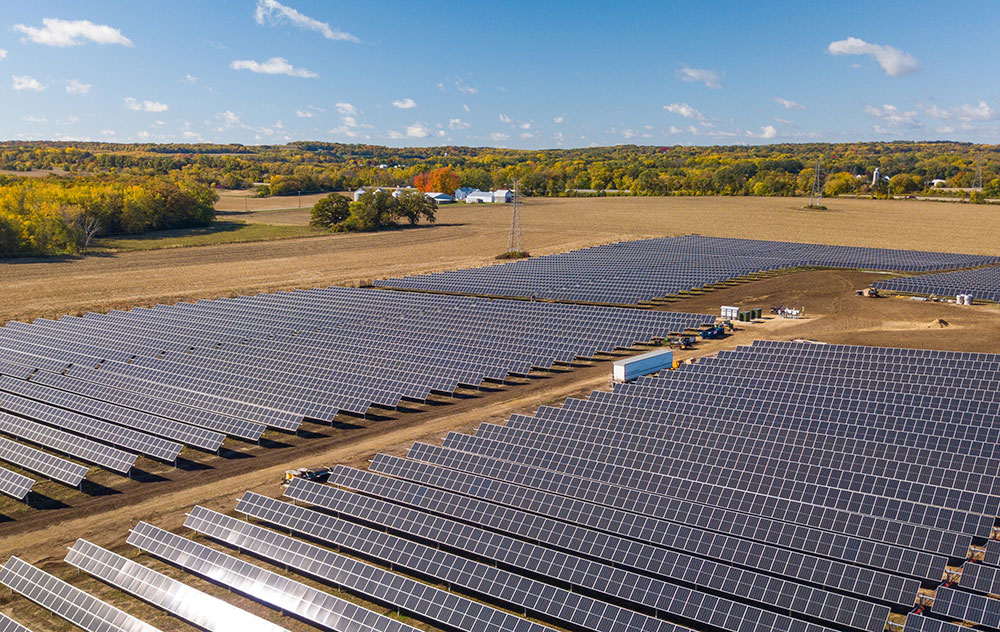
[414,167,460,195]
[396,189,437,225]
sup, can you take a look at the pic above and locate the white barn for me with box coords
[465,190,513,204]
[454,187,477,200]
[425,192,455,204]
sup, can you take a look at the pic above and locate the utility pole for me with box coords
[974,151,984,190]
[808,157,823,207]
[506,179,522,254]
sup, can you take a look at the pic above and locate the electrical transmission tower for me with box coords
[506,179,523,253]
[808,158,823,207]
[973,152,984,189]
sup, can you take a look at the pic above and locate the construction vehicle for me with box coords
[722,320,735,332]
[282,466,332,486]
[699,324,727,339]
[666,333,698,349]
[856,287,881,298]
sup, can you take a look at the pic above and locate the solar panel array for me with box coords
[874,265,1000,302]
[64,539,290,632]
[188,339,1000,632]
[0,556,162,632]
[0,286,709,498]
[375,235,1000,304]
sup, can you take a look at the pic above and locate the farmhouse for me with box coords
[454,186,476,200]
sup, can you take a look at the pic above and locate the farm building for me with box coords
[425,192,455,203]
[391,187,420,198]
[465,189,513,204]
[353,186,387,201]
[454,187,477,200]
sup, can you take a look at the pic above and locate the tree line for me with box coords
[0,176,216,257]
[1,141,996,200]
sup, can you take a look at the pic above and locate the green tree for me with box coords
[310,193,351,228]
[395,190,437,225]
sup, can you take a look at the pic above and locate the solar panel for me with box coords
[0,465,33,500]
[932,586,1000,628]
[64,539,289,632]
[126,521,425,632]
[986,541,1000,566]
[0,614,31,632]
[0,435,88,487]
[874,265,1000,302]
[959,562,1000,596]
[0,556,162,632]
[902,614,969,632]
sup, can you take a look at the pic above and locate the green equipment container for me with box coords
[751,307,762,320]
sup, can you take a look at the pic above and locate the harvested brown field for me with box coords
[2,195,998,324]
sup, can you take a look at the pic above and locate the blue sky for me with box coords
[1,0,998,148]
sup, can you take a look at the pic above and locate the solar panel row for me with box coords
[375,235,1000,304]
[0,613,31,632]
[874,265,1000,302]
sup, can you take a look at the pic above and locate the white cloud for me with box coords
[746,125,778,139]
[124,97,168,112]
[864,104,921,127]
[218,110,241,129]
[296,109,313,118]
[827,37,919,77]
[183,74,197,84]
[448,118,470,130]
[519,122,531,130]
[392,98,416,109]
[553,116,564,124]
[62,115,80,124]
[137,130,151,139]
[341,116,358,127]
[520,132,535,139]
[387,130,403,139]
[677,65,722,89]
[774,97,806,111]
[230,57,317,78]
[13,18,132,47]
[455,80,478,94]
[498,113,511,123]
[489,132,509,142]
[12,75,45,92]
[663,102,705,120]
[100,129,115,136]
[463,104,470,112]
[405,123,430,138]
[254,0,358,42]
[935,125,956,134]
[0,49,7,60]
[335,102,357,116]
[774,117,794,125]
[21,115,46,123]
[924,100,995,122]
[66,79,91,94]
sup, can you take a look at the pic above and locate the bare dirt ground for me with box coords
[2,195,998,324]
[2,267,1000,630]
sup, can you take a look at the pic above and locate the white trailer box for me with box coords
[721,305,740,319]
[613,349,674,382]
